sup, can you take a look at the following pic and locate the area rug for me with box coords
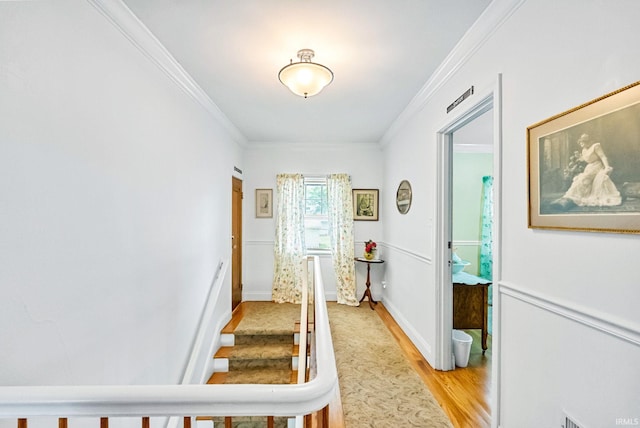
[327,302,453,428]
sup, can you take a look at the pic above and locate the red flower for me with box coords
[365,240,377,253]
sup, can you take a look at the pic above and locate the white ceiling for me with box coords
[122,0,492,145]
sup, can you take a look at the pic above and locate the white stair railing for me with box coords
[0,256,336,427]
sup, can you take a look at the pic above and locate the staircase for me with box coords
[203,307,309,428]
[208,332,297,385]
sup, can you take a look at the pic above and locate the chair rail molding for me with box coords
[381,241,432,264]
[499,280,640,347]
[452,240,482,247]
[244,240,275,246]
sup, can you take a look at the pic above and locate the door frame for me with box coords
[435,75,503,426]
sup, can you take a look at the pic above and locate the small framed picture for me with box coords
[255,188,273,218]
[353,189,379,221]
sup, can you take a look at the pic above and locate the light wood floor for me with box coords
[375,303,491,428]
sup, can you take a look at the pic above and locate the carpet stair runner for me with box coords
[202,314,309,427]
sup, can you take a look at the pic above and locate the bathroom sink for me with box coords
[452,261,470,274]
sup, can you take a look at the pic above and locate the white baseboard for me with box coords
[242,291,273,301]
[382,298,434,366]
[324,291,337,301]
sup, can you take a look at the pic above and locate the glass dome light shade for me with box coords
[278,61,334,98]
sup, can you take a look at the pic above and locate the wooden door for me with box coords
[231,177,243,310]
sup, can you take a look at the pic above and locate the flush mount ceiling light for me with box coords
[278,49,334,98]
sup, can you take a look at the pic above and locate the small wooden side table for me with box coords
[452,271,491,353]
[354,257,385,310]
[453,282,490,353]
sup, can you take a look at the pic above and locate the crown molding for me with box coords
[87,0,248,146]
[380,0,526,146]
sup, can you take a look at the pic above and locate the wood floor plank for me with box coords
[374,303,491,428]
[326,385,345,428]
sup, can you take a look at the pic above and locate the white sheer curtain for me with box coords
[327,174,359,306]
[272,173,306,303]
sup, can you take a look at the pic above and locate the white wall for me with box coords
[382,0,640,426]
[452,152,493,276]
[0,1,241,386]
[242,144,384,301]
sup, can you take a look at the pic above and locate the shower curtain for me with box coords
[480,175,493,334]
[480,175,493,280]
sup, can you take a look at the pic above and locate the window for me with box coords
[304,177,330,251]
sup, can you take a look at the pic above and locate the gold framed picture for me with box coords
[255,188,273,218]
[353,189,379,221]
[527,81,640,234]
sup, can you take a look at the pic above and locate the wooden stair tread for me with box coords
[215,343,293,360]
[290,368,311,384]
[234,333,293,346]
[207,371,227,384]
[221,304,245,334]
[214,346,233,359]
[208,368,294,385]
[294,321,312,333]
[209,370,299,385]
[292,344,310,358]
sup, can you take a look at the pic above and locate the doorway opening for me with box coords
[452,106,494,356]
[435,76,502,425]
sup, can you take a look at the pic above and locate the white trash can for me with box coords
[452,329,473,368]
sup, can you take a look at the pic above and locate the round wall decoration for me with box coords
[396,180,412,214]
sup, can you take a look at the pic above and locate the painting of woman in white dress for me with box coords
[550,134,622,210]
